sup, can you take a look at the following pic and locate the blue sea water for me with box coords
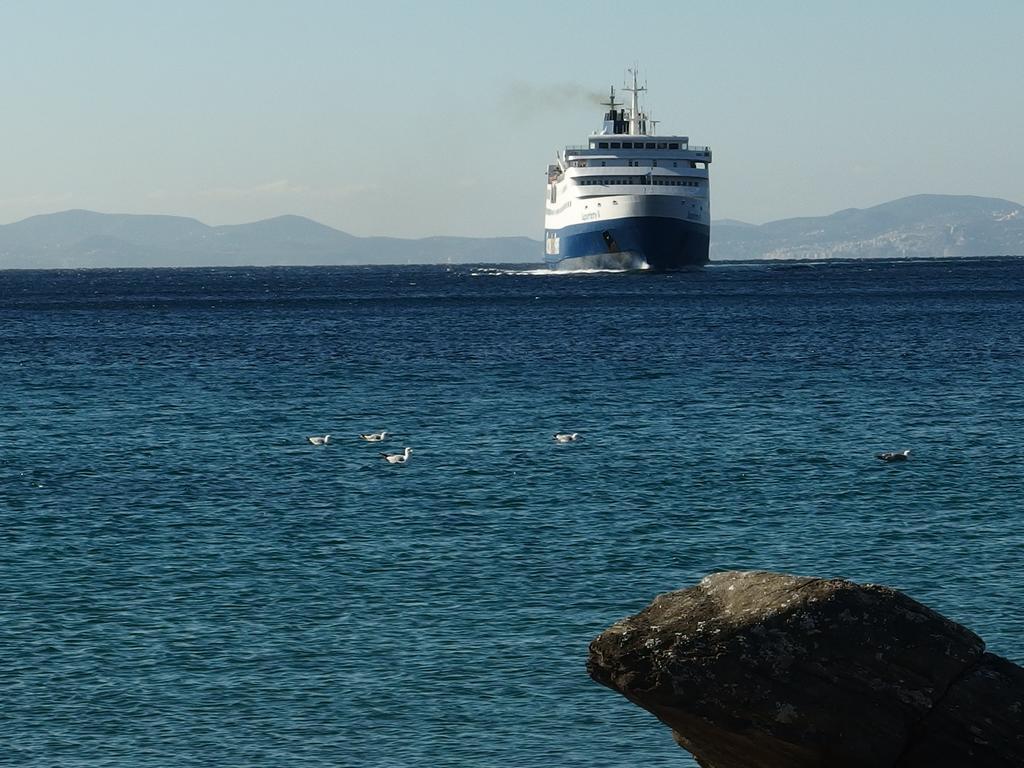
[2,257,1023,767]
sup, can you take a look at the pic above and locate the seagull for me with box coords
[307,434,331,446]
[876,449,911,462]
[380,447,412,464]
[553,432,581,443]
[359,431,389,442]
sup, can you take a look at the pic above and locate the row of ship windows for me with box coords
[593,141,682,149]
[579,178,701,186]
[568,160,700,168]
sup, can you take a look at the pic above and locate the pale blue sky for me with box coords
[2,1,1021,237]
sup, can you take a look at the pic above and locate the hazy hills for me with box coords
[712,194,1024,261]
[0,210,538,269]
[1,194,1022,269]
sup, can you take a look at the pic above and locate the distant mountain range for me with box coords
[1,194,1022,269]
[0,210,538,269]
[711,194,1024,261]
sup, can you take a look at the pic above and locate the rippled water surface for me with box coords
[2,259,1023,766]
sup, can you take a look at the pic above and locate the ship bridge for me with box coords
[564,141,712,164]
[564,71,713,164]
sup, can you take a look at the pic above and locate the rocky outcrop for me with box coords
[587,571,1024,768]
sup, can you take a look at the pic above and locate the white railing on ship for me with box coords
[563,144,711,153]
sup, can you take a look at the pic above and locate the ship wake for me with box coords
[471,264,650,277]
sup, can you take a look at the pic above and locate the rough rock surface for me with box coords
[587,571,1024,768]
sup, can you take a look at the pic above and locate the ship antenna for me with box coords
[624,67,646,135]
[601,85,618,111]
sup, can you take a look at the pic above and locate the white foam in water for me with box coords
[471,265,649,277]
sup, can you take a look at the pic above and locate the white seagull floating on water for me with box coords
[876,449,911,462]
[307,434,331,446]
[359,431,389,442]
[380,447,413,464]
[553,432,581,443]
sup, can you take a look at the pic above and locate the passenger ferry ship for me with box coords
[544,70,711,270]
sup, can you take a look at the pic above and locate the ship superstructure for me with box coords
[544,70,712,270]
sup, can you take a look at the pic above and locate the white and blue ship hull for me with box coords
[544,194,709,271]
[545,216,709,271]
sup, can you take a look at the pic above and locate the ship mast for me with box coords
[624,67,646,135]
[601,85,619,113]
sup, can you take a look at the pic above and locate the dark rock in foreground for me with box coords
[588,571,1024,768]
